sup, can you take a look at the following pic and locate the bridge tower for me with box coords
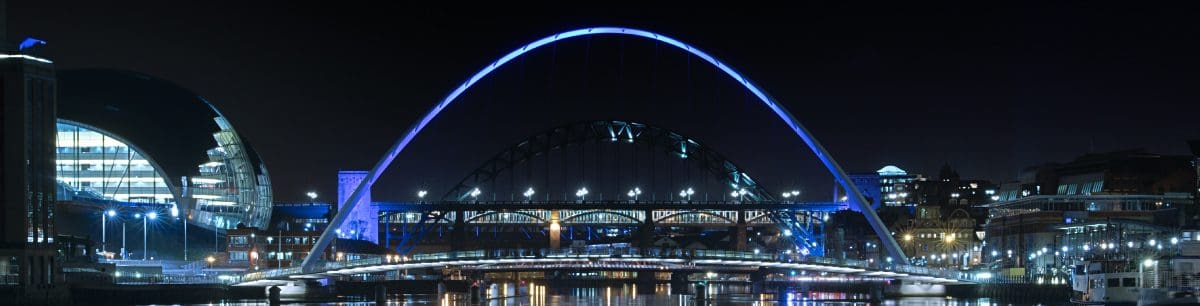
[337,171,377,244]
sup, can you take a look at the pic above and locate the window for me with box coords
[230,251,248,261]
[1108,278,1121,288]
[229,235,248,244]
[1123,278,1136,287]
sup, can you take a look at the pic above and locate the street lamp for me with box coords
[267,236,273,266]
[730,188,748,201]
[627,187,642,202]
[306,191,318,200]
[417,190,428,202]
[469,188,481,201]
[782,190,801,199]
[575,187,589,201]
[679,187,695,201]
[102,209,116,254]
[523,187,535,201]
[267,235,282,268]
[141,211,158,260]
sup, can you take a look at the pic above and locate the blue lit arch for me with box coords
[304,27,906,270]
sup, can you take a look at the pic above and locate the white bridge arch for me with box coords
[302,27,905,271]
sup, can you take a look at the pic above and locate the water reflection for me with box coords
[180,283,1062,305]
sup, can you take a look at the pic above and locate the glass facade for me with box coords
[55,119,272,230]
[55,121,175,204]
[188,117,273,230]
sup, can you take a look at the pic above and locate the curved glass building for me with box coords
[55,69,272,230]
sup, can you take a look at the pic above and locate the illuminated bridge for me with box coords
[239,248,972,287]
[238,27,971,290]
[374,199,842,255]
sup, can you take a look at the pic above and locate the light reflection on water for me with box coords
[180,283,1061,306]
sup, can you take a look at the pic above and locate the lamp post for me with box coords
[575,187,589,202]
[278,228,283,267]
[679,187,695,202]
[730,188,749,202]
[122,221,127,259]
[143,212,157,260]
[417,190,428,203]
[469,188,481,202]
[627,187,642,202]
[267,235,282,268]
[523,187,535,202]
[781,190,801,201]
[267,236,273,267]
[102,209,116,254]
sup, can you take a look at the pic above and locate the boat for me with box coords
[1071,259,1142,305]
[1071,241,1200,306]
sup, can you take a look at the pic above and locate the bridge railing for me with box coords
[241,266,304,283]
[240,248,973,283]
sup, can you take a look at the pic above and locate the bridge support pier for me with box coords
[636,271,656,294]
[375,285,387,305]
[268,286,281,305]
[735,211,748,251]
[470,284,481,303]
[637,209,654,250]
[549,211,561,249]
[750,268,767,295]
[451,210,466,251]
[670,272,691,295]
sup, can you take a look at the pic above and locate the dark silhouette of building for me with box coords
[995,149,1195,201]
[0,32,62,302]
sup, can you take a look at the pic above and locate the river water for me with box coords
[188,283,1067,306]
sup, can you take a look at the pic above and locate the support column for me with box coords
[375,285,387,305]
[750,267,767,295]
[638,209,654,250]
[735,211,748,251]
[670,272,691,294]
[548,210,561,249]
[268,286,281,306]
[636,271,656,294]
[451,210,465,251]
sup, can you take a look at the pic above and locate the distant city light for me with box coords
[306,191,318,200]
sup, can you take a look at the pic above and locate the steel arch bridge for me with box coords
[444,120,773,202]
[302,27,906,272]
[376,120,828,255]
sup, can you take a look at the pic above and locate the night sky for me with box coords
[9,2,1199,202]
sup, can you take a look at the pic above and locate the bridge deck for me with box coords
[373,200,848,212]
[239,248,971,286]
